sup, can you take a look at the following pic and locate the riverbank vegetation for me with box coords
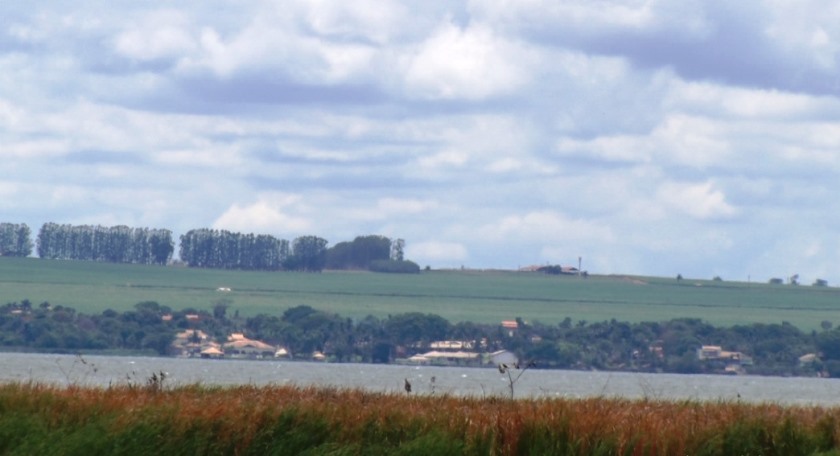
[1,382,839,455]
[4,298,840,377]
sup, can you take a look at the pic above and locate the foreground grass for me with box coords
[3,257,840,330]
[1,383,839,455]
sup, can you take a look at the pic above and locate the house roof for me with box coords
[490,349,513,356]
[175,330,208,340]
[420,350,479,359]
[429,340,473,350]
[223,339,274,351]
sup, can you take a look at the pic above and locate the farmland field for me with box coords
[2,257,840,331]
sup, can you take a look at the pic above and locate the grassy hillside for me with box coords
[2,257,840,330]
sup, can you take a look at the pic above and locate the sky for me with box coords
[2,1,840,284]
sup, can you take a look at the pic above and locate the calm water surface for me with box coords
[1,352,838,406]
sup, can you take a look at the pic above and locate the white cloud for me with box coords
[407,241,468,265]
[555,112,738,170]
[480,211,615,243]
[468,0,664,31]
[417,149,469,170]
[765,2,840,70]
[667,80,839,120]
[173,5,383,84]
[0,99,24,127]
[485,158,522,173]
[151,149,242,168]
[0,182,19,204]
[401,22,530,99]
[554,135,652,164]
[213,195,311,234]
[377,198,438,215]
[657,181,738,220]
[113,10,197,62]
[652,115,732,168]
[49,185,89,205]
[297,0,410,45]
[3,139,70,159]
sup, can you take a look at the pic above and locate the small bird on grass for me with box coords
[404,378,412,394]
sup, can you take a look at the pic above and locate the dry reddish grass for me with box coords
[2,383,839,455]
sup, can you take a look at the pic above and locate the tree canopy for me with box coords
[36,223,173,265]
[0,223,32,257]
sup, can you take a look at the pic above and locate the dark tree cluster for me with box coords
[326,235,391,270]
[326,235,418,273]
[0,300,175,355]
[288,235,329,272]
[178,231,416,273]
[36,223,174,265]
[179,230,330,272]
[369,259,420,274]
[179,229,291,270]
[0,223,33,257]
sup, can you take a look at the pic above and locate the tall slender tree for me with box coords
[0,223,33,257]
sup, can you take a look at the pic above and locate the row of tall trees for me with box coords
[0,223,32,257]
[178,230,330,272]
[4,221,413,274]
[178,229,291,270]
[36,223,174,265]
[178,231,416,273]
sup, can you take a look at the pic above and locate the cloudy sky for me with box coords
[2,1,840,283]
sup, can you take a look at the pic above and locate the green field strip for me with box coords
[3,257,840,331]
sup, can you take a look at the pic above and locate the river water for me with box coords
[1,352,838,406]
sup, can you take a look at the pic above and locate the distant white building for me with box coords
[223,333,276,358]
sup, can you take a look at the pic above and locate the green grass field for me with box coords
[2,257,840,331]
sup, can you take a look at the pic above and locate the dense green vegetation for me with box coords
[2,383,840,455]
[5,295,840,377]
